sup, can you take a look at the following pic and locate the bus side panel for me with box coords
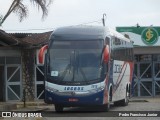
[112,60,133,102]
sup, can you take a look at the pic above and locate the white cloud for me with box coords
[0,0,160,32]
[0,1,13,15]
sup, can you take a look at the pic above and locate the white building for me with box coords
[117,26,160,97]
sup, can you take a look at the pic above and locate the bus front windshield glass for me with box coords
[48,39,103,84]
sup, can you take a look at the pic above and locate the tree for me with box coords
[0,0,53,26]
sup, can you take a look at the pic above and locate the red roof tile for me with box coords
[0,29,52,47]
[21,31,52,45]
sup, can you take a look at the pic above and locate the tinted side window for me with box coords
[111,37,133,61]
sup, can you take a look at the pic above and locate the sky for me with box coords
[0,0,160,33]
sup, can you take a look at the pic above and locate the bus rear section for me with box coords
[38,26,134,112]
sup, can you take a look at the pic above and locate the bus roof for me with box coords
[52,26,131,42]
[107,28,131,42]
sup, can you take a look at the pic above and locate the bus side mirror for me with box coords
[103,45,109,63]
[38,45,48,64]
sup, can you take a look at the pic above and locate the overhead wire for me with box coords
[3,19,103,32]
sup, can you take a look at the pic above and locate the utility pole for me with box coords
[102,13,106,26]
[0,15,3,26]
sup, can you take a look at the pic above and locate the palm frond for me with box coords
[1,0,53,25]
[30,0,53,19]
[13,2,28,22]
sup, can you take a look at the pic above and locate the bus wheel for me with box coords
[106,101,110,111]
[102,99,110,111]
[121,90,129,106]
[114,101,121,106]
[55,105,63,112]
[105,90,112,111]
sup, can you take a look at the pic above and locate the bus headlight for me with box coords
[88,86,105,94]
[46,86,58,93]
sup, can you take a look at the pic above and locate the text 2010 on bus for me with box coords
[38,26,134,112]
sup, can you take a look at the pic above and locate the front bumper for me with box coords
[44,90,104,107]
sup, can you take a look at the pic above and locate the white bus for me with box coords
[38,26,134,112]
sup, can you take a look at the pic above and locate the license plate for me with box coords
[68,98,79,102]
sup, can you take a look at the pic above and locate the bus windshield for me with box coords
[48,39,103,85]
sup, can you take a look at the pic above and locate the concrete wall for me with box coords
[134,46,160,55]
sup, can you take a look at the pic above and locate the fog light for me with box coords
[95,98,100,101]
[48,97,52,101]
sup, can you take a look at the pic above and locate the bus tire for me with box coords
[121,89,129,106]
[106,102,110,111]
[102,98,110,111]
[114,101,121,106]
[102,103,110,112]
[105,87,112,111]
[55,105,63,112]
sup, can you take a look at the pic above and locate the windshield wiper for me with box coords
[60,64,71,82]
[59,53,73,82]
[76,51,89,84]
[79,67,88,83]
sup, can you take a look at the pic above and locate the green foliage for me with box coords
[1,0,53,26]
